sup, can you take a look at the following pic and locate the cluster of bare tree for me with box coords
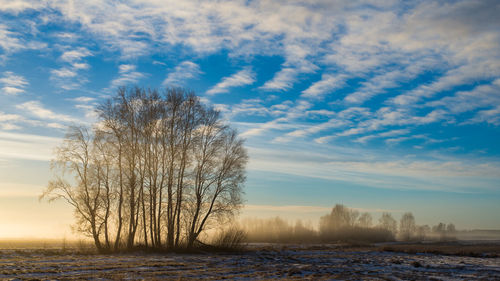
[319,204,394,242]
[321,206,457,242]
[240,204,458,244]
[432,222,457,240]
[41,88,248,252]
[398,213,457,241]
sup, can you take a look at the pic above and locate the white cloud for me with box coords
[426,79,500,120]
[16,101,80,124]
[259,68,299,91]
[0,24,24,52]
[467,105,500,126]
[0,0,44,14]
[247,144,500,192]
[0,123,21,130]
[240,100,313,138]
[72,96,95,103]
[0,22,46,60]
[163,61,202,86]
[206,67,255,95]
[50,47,92,90]
[1,86,23,95]
[70,96,99,121]
[301,74,347,99]
[0,71,28,88]
[379,129,411,138]
[259,42,319,91]
[110,64,145,88]
[385,134,426,146]
[331,107,449,141]
[52,32,80,41]
[314,135,334,144]
[0,112,23,122]
[390,63,496,107]
[344,65,425,104]
[355,129,410,144]
[240,118,289,138]
[72,62,89,70]
[60,47,92,63]
[50,68,77,78]
[5,1,496,111]
[0,71,28,95]
[0,131,62,161]
[276,118,347,143]
[0,112,24,130]
[216,98,272,119]
[118,64,136,73]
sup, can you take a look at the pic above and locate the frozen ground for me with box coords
[1,244,499,280]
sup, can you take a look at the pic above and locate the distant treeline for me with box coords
[239,204,457,243]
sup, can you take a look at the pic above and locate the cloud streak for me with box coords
[50,47,92,90]
[163,61,202,86]
[0,131,62,161]
[109,64,145,89]
[207,67,255,95]
[301,74,347,99]
[16,101,81,126]
[0,71,28,95]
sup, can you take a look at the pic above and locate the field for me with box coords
[1,242,500,280]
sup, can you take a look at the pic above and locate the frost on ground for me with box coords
[1,244,499,280]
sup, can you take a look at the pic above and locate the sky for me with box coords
[0,0,500,239]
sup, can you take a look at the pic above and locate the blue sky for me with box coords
[1,0,500,237]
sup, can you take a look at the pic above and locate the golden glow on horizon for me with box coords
[0,196,74,239]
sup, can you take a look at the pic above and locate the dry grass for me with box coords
[210,227,247,252]
[379,242,500,258]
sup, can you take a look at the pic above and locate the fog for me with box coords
[230,204,474,244]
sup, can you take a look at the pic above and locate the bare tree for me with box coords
[320,204,359,235]
[446,223,456,235]
[378,212,397,235]
[358,212,373,228]
[43,87,247,251]
[432,222,446,239]
[41,126,108,252]
[399,212,416,241]
[186,120,247,248]
[415,225,430,241]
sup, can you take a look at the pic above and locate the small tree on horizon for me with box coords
[378,212,398,235]
[399,212,416,241]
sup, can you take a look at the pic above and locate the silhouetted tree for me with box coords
[378,212,397,235]
[43,87,247,252]
[358,212,373,228]
[446,223,456,234]
[433,222,446,239]
[399,212,416,241]
[432,222,457,241]
[320,204,355,233]
[41,126,110,252]
[415,225,431,241]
